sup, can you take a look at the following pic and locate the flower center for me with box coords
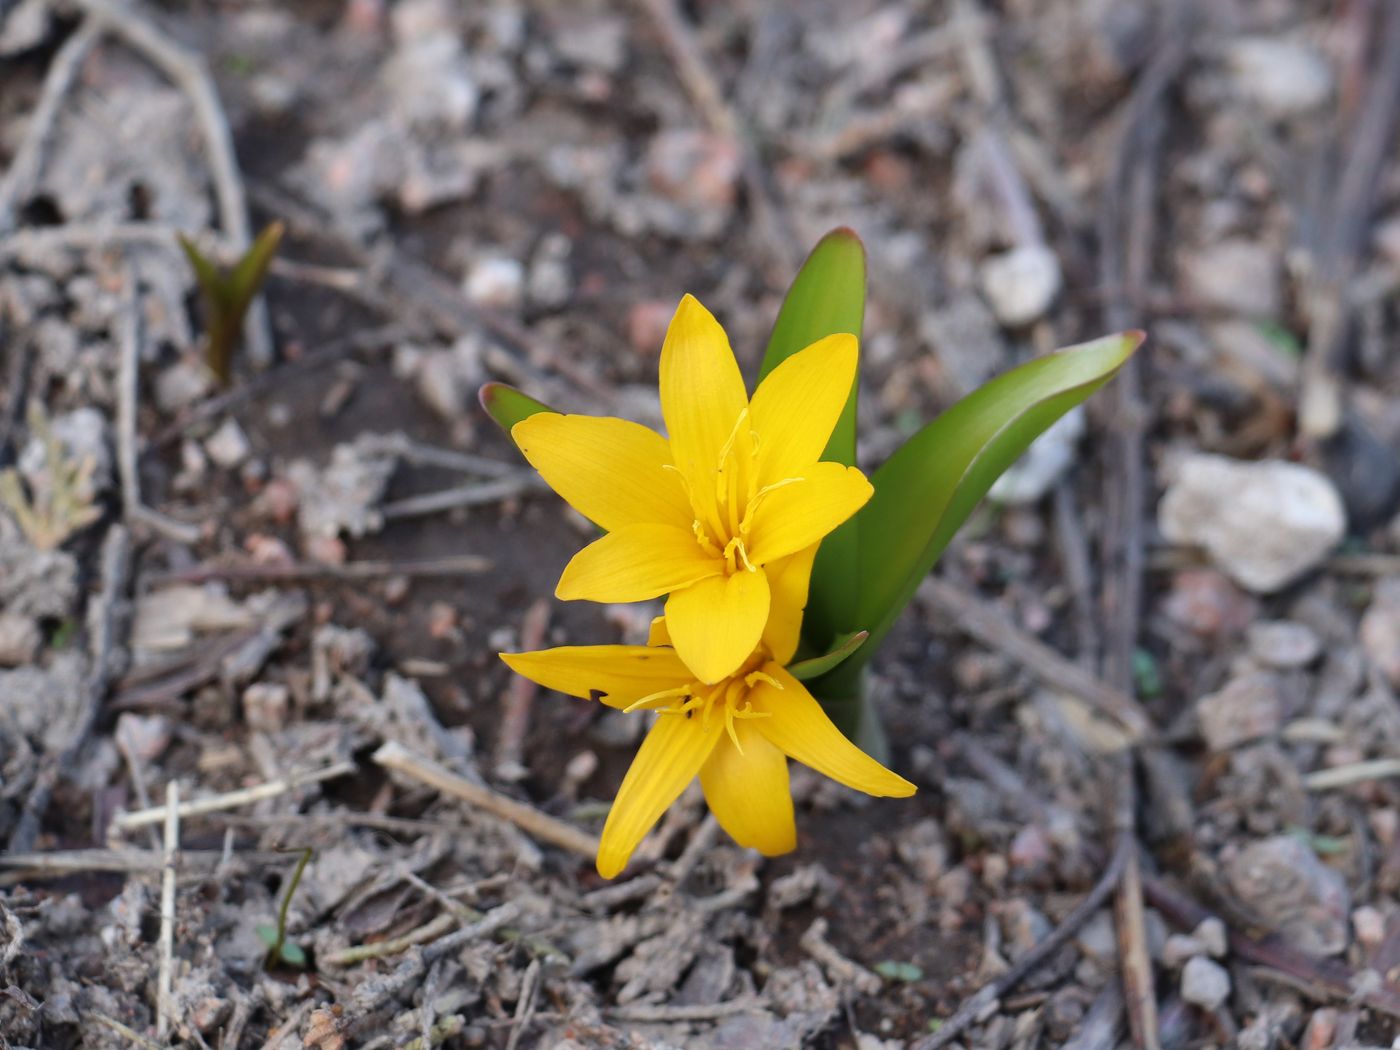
[631,653,782,754]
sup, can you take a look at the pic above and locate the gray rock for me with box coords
[155,357,214,414]
[463,255,525,309]
[1180,955,1230,1010]
[1246,621,1322,669]
[1228,38,1332,117]
[1197,671,1282,751]
[204,418,252,469]
[1181,239,1281,317]
[979,244,1062,327]
[1158,454,1346,593]
[1226,835,1349,956]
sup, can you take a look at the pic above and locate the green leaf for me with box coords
[759,228,867,634]
[875,960,924,983]
[254,924,279,947]
[478,382,556,433]
[808,331,1144,693]
[279,941,308,968]
[229,220,284,313]
[787,630,868,680]
[179,221,282,386]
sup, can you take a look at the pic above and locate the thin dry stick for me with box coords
[800,918,881,996]
[0,19,103,234]
[607,998,766,1023]
[503,958,541,1050]
[9,524,131,853]
[496,599,551,776]
[0,848,285,881]
[379,475,546,521]
[1095,10,1188,1041]
[918,578,1152,740]
[373,741,599,860]
[117,271,201,544]
[324,913,458,967]
[111,761,355,832]
[1303,758,1400,790]
[72,0,272,365]
[143,553,490,587]
[913,835,1130,1050]
[156,781,180,1041]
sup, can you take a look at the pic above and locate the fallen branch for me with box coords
[373,741,599,861]
[111,761,355,832]
[142,554,491,587]
[155,782,180,1041]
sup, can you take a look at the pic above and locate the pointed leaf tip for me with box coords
[478,382,556,433]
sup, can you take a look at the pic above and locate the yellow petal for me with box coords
[751,665,916,797]
[647,615,671,647]
[664,569,770,684]
[500,646,690,710]
[659,295,748,531]
[749,333,858,488]
[597,711,723,878]
[747,462,872,565]
[511,414,691,532]
[557,524,722,602]
[761,544,818,665]
[700,722,795,856]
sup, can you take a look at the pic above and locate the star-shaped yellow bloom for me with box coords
[511,294,872,684]
[501,624,915,879]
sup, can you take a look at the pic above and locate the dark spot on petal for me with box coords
[589,689,608,703]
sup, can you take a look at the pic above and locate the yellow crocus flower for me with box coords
[501,600,914,879]
[511,294,872,684]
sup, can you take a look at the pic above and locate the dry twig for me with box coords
[495,598,551,778]
[155,782,179,1041]
[143,554,490,587]
[373,741,599,861]
[111,761,355,832]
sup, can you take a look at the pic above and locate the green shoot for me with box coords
[256,846,312,970]
[179,220,284,385]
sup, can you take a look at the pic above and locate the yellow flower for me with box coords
[511,294,872,684]
[501,621,914,879]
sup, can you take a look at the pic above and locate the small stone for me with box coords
[1075,911,1118,964]
[1181,239,1281,318]
[1193,917,1227,958]
[1229,38,1332,117]
[463,255,524,310]
[1196,671,1282,751]
[644,129,742,214]
[527,233,573,309]
[1158,453,1346,593]
[242,683,290,733]
[1180,956,1230,1010]
[979,244,1063,326]
[1226,835,1350,955]
[627,299,674,354]
[114,713,172,762]
[0,613,41,666]
[1246,621,1322,669]
[155,357,214,414]
[1162,933,1206,968]
[1360,579,1400,688]
[383,36,478,131]
[1163,569,1258,637]
[1352,905,1385,950]
[205,418,251,469]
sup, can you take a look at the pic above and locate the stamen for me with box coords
[623,685,692,714]
[744,670,782,690]
[722,537,755,573]
[739,476,804,535]
[692,520,722,558]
